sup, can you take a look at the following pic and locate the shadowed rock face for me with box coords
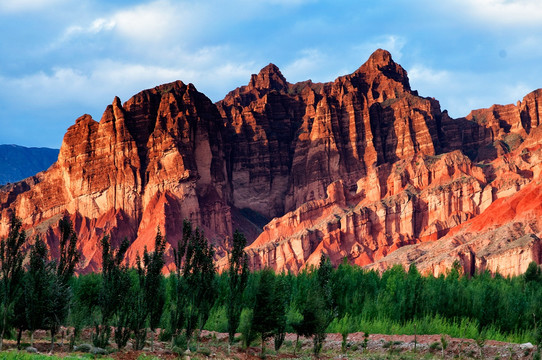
[2,49,542,276]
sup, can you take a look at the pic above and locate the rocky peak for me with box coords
[248,63,288,91]
[365,48,394,68]
[355,48,411,93]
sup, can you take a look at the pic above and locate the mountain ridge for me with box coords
[0,144,58,185]
[1,49,542,276]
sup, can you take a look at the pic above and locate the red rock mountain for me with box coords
[2,49,542,276]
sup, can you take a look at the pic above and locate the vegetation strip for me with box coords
[0,215,541,358]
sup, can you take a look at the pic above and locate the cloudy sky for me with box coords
[1,0,542,148]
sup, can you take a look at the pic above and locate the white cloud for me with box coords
[54,0,315,51]
[408,65,453,89]
[467,0,542,25]
[89,18,116,33]
[62,18,116,40]
[0,54,258,119]
[111,0,185,43]
[352,35,406,63]
[283,49,326,82]
[428,0,542,28]
[407,63,536,118]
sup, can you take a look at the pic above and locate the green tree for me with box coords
[43,269,70,352]
[23,236,50,347]
[145,230,166,352]
[524,261,541,283]
[57,216,81,284]
[113,272,134,350]
[131,228,166,350]
[45,215,80,352]
[93,235,130,348]
[182,224,216,348]
[111,239,133,350]
[0,214,27,350]
[316,254,335,317]
[226,230,249,347]
[273,273,289,352]
[252,269,281,356]
[168,220,191,345]
[70,273,101,350]
[295,286,328,357]
[13,287,27,349]
[293,254,335,357]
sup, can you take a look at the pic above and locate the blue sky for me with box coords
[1,0,542,148]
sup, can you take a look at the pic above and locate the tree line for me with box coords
[1,214,542,356]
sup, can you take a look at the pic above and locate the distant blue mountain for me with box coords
[0,144,59,185]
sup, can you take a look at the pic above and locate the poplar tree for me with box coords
[273,274,289,352]
[169,220,191,344]
[298,254,335,357]
[131,228,166,350]
[182,224,216,348]
[94,235,130,348]
[46,215,80,352]
[226,230,249,347]
[252,269,280,357]
[0,214,26,350]
[24,236,50,347]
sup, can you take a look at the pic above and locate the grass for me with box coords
[327,314,532,343]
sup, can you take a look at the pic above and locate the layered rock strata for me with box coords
[2,49,542,275]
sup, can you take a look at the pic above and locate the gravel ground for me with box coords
[2,327,537,359]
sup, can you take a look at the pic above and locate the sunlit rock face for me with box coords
[2,49,542,276]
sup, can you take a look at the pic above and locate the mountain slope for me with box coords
[0,145,58,185]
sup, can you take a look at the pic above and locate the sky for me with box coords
[1,0,542,148]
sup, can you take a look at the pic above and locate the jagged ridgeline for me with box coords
[2,49,542,275]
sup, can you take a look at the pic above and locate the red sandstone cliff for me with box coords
[2,49,542,276]
[0,81,235,271]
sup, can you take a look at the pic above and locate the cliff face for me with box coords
[2,49,542,276]
[1,81,234,270]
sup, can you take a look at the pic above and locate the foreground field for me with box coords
[0,329,537,359]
